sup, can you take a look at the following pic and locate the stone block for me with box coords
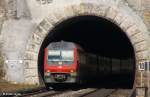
[78,2,110,17]
[136,51,149,60]
[24,68,38,77]
[92,4,109,17]
[31,33,43,45]
[6,0,17,18]
[34,26,47,38]
[136,79,142,87]
[106,6,119,20]
[64,5,76,17]
[136,76,148,87]
[135,41,147,52]
[79,3,94,15]
[52,7,74,22]
[131,32,145,44]
[120,17,135,31]
[143,10,150,23]
[0,7,6,18]
[126,25,141,37]
[24,60,38,68]
[46,13,59,25]
[39,19,53,32]
[71,4,83,16]
[53,8,70,22]
[114,12,127,25]
[136,71,141,78]
[24,76,39,85]
[142,0,150,9]
[26,42,40,53]
[24,51,38,60]
[142,78,149,87]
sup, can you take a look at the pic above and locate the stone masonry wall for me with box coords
[0,0,150,92]
[0,0,6,37]
[126,0,150,33]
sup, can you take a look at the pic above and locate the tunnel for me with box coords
[38,15,136,88]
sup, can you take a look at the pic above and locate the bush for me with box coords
[0,43,5,79]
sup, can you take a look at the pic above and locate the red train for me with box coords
[44,41,133,84]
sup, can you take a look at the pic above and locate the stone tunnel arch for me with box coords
[38,15,136,88]
[24,1,150,89]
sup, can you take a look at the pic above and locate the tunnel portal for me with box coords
[38,15,135,88]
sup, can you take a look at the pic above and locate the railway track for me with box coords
[13,87,71,97]
[13,87,134,97]
[22,90,61,97]
[75,88,116,97]
[71,88,133,97]
[52,88,97,97]
[12,82,135,97]
[50,88,116,97]
[107,89,134,97]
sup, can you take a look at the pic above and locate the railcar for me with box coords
[44,41,83,83]
[44,41,134,84]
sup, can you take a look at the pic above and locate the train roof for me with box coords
[47,41,82,50]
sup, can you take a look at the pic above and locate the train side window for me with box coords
[80,54,84,64]
[82,53,86,64]
[79,51,86,64]
[78,51,82,64]
[86,54,90,65]
[88,54,97,65]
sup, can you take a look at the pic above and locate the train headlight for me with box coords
[70,70,74,73]
[45,72,50,76]
[45,71,51,76]
[47,70,50,72]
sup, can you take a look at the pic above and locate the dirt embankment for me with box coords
[0,79,39,92]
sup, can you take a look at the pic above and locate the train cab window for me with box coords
[61,50,74,64]
[47,50,74,65]
[48,50,61,61]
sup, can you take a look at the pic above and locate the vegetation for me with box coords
[0,82,40,92]
[0,42,5,79]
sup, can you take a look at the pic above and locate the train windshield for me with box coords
[48,50,74,65]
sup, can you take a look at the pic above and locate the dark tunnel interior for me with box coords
[38,15,136,88]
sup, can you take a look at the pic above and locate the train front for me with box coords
[44,42,78,83]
